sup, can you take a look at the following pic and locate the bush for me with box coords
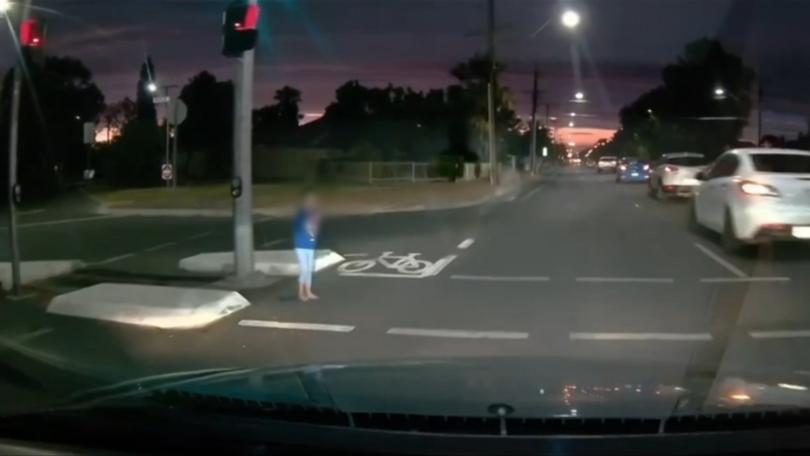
[437,154,464,182]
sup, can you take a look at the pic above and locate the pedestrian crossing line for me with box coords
[457,238,475,249]
[749,329,810,339]
[238,319,355,333]
[575,277,675,284]
[699,277,790,283]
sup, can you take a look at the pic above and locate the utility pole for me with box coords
[486,0,498,186]
[757,82,763,145]
[162,84,178,188]
[529,65,539,175]
[232,0,257,279]
[6,0,32,296]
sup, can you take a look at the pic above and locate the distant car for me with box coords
[616,160,650,183]
[597,156,618,173]
[648,152,707,200]
[691,148,810,252]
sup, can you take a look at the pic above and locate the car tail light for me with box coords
[619,165,627,171]
[664,165,679,173]
[739,180,780,197]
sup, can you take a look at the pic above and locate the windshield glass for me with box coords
[2,0,810,449]
[751,153,810,173]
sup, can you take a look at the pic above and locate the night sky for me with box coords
[2,0,810,145]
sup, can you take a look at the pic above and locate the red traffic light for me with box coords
[20,19,45,48]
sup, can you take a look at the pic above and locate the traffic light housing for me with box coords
[222,1,260,57]
[20,18,45,48]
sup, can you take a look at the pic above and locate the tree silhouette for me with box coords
[617,38,755,159]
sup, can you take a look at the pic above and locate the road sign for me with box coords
[169,99,188,126]
[161,163,173,181]
[152,95,170,104]
[82,122,96,144]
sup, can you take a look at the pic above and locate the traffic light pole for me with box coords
[486,0,498,186]
[232,8,256,279]
[6,0,32,296]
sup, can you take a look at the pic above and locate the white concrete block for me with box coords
[47,283,250,329]
[0,260,84,291]
[178,250,344,276]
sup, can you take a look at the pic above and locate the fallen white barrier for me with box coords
[47,283,250,329]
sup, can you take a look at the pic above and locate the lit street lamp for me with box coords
[568,121,575,127]
[561,10,581,29]
[146,81,158,93]
[0,0,11,13]
[575,91,585,101]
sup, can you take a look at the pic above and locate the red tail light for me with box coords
[664,165,679,173]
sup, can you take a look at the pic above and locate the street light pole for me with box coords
[529,65,539,175]
[486,0,498,186]
[232,0,256,279]
[6,0,32,296]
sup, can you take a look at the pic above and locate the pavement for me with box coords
[3,166,810,407]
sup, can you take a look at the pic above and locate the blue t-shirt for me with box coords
[293,209,317,249]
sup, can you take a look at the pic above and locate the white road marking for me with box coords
[451,274,550,282]
[575,277,675,284]
[693,242,747,278]
[457,238,475,249]
[700,277,790,283]
[342,253,369,258]
[187,231,214,241]
[570,332,711,341]
[20,209,45,215]
[261,238,287,248]
[749,330,810,339]
[94,252,137,265]
[387,327,529,340]
[520,186,543,201]
[143,241,177,253]
[239,320,354,333]
[16,214,128,229]
[14,328,52,342]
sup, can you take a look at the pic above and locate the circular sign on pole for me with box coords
[161,163,174,181]
[169,99,188,126]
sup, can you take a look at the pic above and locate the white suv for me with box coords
[691,148,810,252]
[649,152,707,199]
[597,156,617,173]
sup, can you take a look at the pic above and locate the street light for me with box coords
[0,0,11,13]
[714,87,726,97]
[568,121,575,127]
[570,112,576,117]
[561,10,581,29]
[146,81,158,93]
[575,91,585,101]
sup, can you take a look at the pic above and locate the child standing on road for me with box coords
[293,191,321,301]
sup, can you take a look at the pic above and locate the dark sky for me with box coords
[2,0,810,139]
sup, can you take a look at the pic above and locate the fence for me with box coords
[322,161,493,184]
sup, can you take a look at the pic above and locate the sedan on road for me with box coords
[616,159,650,183]
[648,152,707,200]
[597,156,618,174]
[691,148,810,252]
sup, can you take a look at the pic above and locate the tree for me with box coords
[274,86,302,131]
[254,85,302,145]
[101,97,136,142]
[177,71,234,180]
[618,39,755,160]
[136,57,157,123]
[0,53,105,198]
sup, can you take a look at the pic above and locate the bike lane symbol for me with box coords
[338,251,456,278]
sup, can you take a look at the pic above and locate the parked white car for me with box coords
[648,152,708,200]
[691,148,810,252]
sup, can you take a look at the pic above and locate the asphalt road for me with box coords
[4,166,810,407]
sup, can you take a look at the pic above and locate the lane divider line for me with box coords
[575,277,675,284]
[261,238,287,248]
[142,241,177,253]
[693,242,747,278]
[451,275,550,282]
[186,231,214,242]
[239,320,354,333]
[700,277,790,283]
[15,214,129,229]
[749,330,810,339]
[386,327,528,340]
[457,238,475,249]
[94,252,137,266]
[570,332,711,341]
